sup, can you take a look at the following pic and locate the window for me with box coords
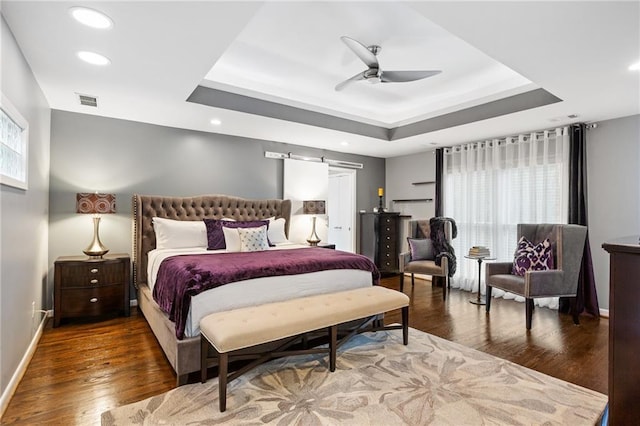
[1,93,29,190]
[443,128,569,308]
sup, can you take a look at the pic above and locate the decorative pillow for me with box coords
[407,238,435,261]
[267,217,288,244]
[152,217,207,249]
[219,220,270,251]
[202,218,239,250]
[512,236,555,277]
[222,226,241,252]
[238,226,270,252]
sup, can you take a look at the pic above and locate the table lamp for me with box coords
[303,200,326,246]
[76,192,115,258]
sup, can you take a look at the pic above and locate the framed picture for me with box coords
[0,92,29,190]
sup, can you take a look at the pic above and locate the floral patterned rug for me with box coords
[101,328,606,425]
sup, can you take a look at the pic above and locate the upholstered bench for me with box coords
[200,286,410,411]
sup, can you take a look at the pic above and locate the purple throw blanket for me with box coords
[152,248,380,339]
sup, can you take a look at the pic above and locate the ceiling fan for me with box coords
[335,36,442,91]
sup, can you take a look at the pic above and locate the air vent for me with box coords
[77,93,98,107]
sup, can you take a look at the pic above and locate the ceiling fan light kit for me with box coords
[335,36,442,91]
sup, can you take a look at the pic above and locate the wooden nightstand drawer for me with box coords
[54,253,130,327]
[58,261,126,288]
[61,285,124,318]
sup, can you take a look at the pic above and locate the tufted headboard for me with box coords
[132,194,292,288]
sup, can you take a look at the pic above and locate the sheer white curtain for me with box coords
[443,127,569,308]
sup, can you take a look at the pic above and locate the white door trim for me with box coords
[329,166,357,252]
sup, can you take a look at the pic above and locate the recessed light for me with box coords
[340,141,349,146]
[77,51,111,66]
[70,7,113,29]
[629,61,640,71]
[210,118,222,126]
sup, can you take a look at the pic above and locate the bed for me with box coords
[132,194,379,385]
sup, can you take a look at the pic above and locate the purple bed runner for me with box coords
[153,247,380,339]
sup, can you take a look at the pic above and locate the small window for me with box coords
[1,93,29,190]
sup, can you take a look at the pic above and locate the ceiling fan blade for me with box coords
[335,71,366,91]
[340,36,379,69]
[380,70,442,83]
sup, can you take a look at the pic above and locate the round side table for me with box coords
[464,254,496,305]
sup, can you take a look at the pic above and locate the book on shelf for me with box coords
[469,246,490,257]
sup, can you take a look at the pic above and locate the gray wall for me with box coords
[385,150,436,218]
[385,150,437,253]
[586,114,640,311]
[49,110,385,304]
[0,16,51,399]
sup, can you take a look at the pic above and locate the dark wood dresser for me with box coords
[54,253,130,327]
[602,236,640,425]
[359,212,401,274]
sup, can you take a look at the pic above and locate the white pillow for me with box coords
[238,226,270,252]
[267,217,289,244]
[152,217,208,249]
[222,226,241,252]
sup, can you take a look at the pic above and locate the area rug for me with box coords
[101,328,606,425]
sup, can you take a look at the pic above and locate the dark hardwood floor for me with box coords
[2,276,608,425]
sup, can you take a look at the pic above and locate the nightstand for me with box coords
[54,253,130,327]
[317,243,336,249]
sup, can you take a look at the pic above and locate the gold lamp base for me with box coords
[83,216,109,258]
[306,216,321,246]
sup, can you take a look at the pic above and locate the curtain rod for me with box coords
[442,123,584,153]
[443,122,597,152]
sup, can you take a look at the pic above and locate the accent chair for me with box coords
[485,223,587,330]
[398,219,453,300]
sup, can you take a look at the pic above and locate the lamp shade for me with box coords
[76,193,116,214]
[303,200,325,215]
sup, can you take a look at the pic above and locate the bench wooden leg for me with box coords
[402,306,409,345]
[201,334,208,383]
[218,352,228,412]
[329,325,337,372]
[373,314,383,328]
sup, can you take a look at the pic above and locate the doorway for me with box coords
[328,167,356,252]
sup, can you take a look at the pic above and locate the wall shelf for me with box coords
[411,181,435,186]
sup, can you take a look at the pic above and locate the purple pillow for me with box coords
[203,219,229,250]
[512,236,555,277]
[204,219,270,250]
[407,238,434,261]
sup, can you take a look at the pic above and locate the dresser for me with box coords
[602,236,640,425]
[54,253,130,327]
[359,212,401,274]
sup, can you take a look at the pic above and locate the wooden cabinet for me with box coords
[602,236,640,425]
[359,212,401,274]
[54,253,130,327]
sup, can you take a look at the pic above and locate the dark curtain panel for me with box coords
[559,123,600,317]
[435,148,444,217]
[431,148,445,288]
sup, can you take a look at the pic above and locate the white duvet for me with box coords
[147,243,374,337]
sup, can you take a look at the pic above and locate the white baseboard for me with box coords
[599,308,609,318]
[0,310,50,419]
